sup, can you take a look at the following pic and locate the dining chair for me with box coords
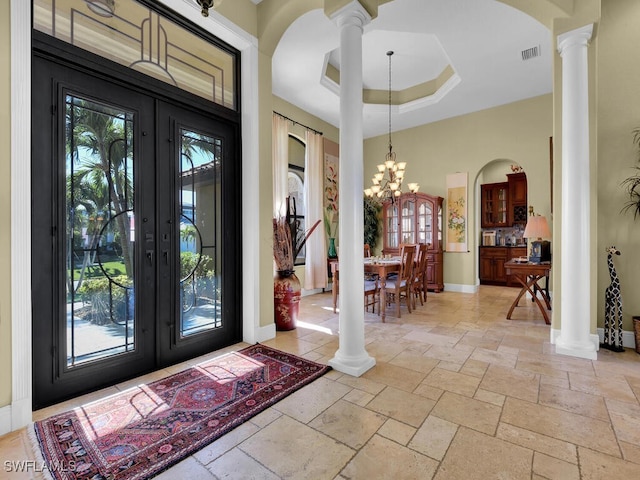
[332,264,380,314]
[383,244,416,318]
[411,243,429,308]
[364,244,372,258]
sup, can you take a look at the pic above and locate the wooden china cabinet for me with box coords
[381,192,444,292]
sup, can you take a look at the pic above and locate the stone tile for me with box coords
[401,330,458,347]
[620,441,640,465]
[606,398,640,446]
[435,361,463,372]
[367,386,435,427]
[579,447,640,479]
[421,368,480,397]
[272,377,351,423]
[496,423,577,464]
[336,373,385,395]
[194,421,261,465]
[342,388,375,407]
[422,344,472,364]
[377,418,416,446]
[539,383,609,420]
[458,333,501,350]
[389,350,439,374]
[150,458,214,480]
[540,373,570,389]
[569,371,637,404]
[533,452,579,480]
[479,364,540,402]
[248,407,282,429]
[501,333,545,353]
[341,434,438,480]
[361,362,426,392]
[239,416,354,480]
[501,397,620,456]
[431,391,501,435]
[434,427,532,480]
[0,429,38,480]
[470,347,517,368]
[474,388,505,407]
[308,399,386,449]
[459,358,489,378]
[408,415,458,461]
[412,383,444,401]
[206,448,280,480]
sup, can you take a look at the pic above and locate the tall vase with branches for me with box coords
[273,196,321,330]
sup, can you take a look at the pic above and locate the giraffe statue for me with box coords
[602,246,624,352]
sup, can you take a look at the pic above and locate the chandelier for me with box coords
[364,51,419,202]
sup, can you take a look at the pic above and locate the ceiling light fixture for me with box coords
[85,0,115,17]
[364,51,418,203]
[196,0,215,17]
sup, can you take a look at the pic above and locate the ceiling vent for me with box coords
[521,45,540,61]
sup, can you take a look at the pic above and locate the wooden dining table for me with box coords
[331,258,401,322]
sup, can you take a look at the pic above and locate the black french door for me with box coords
[32,53,241,409]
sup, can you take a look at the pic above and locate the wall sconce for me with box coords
[85,0,115,17]
[196,0,216,17]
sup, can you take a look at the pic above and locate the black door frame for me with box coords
[31,32,242,409]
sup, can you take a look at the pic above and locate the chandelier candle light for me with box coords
[364,51,419,202]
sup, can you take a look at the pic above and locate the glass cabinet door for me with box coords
[386,203,399,249]
[417,199,433,246]
[401,197,415,244]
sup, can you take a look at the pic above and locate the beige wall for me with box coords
[597,0,640,332]
[364,94,553,287]
[1,1,11,408]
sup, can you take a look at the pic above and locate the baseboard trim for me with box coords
[443,283,477,294]
[0,405,12,436]
[596,327,636,350]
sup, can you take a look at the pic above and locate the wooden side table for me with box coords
[503,260,552,324]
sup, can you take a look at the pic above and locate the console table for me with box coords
[503,260,552,324]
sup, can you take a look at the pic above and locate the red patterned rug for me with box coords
[32,344,330,480]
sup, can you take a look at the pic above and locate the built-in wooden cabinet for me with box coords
[479,246,528,286]
[479,247,508,284]
[481,182,509,228]
[507,172,528,225]
[382,192,444,292]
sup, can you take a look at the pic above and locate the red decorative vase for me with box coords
[274,270,301,331]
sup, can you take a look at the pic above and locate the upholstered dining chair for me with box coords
[331,265,380,314]
[411,243,429,308]
[383,244,416,318]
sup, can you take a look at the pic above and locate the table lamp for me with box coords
[523,211,551,263]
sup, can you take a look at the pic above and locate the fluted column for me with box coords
[327,1,375,376]
[555,24,597,360]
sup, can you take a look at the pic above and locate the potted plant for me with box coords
[621,127,640,353]
[273,196,320,330]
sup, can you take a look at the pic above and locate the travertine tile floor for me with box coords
[2,286,640,479]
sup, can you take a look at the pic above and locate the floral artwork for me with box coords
[324,153,339,240]
[446,173,468,252]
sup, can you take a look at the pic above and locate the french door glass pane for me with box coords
[179,128,222,337]
[65,95,135,367]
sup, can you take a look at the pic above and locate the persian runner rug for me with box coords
[32,344,331,480]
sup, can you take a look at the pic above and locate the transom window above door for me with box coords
[33,0,237,110]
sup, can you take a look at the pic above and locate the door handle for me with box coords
[163,250,169,265]
[146,250,154,265]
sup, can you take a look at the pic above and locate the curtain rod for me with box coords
[273,111,323,136]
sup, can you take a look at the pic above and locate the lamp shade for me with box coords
[523,215,551,239]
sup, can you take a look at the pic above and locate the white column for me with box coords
[327,2,376,376]
[9,0,33,432]
[554,24,597,360]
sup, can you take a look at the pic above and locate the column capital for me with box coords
[325,0,374,29]
[557,24,593,56]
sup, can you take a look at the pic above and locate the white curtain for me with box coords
[272,114,289,217]
[304,130,328,289]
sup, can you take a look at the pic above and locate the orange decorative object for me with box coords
[274,272,301,331]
